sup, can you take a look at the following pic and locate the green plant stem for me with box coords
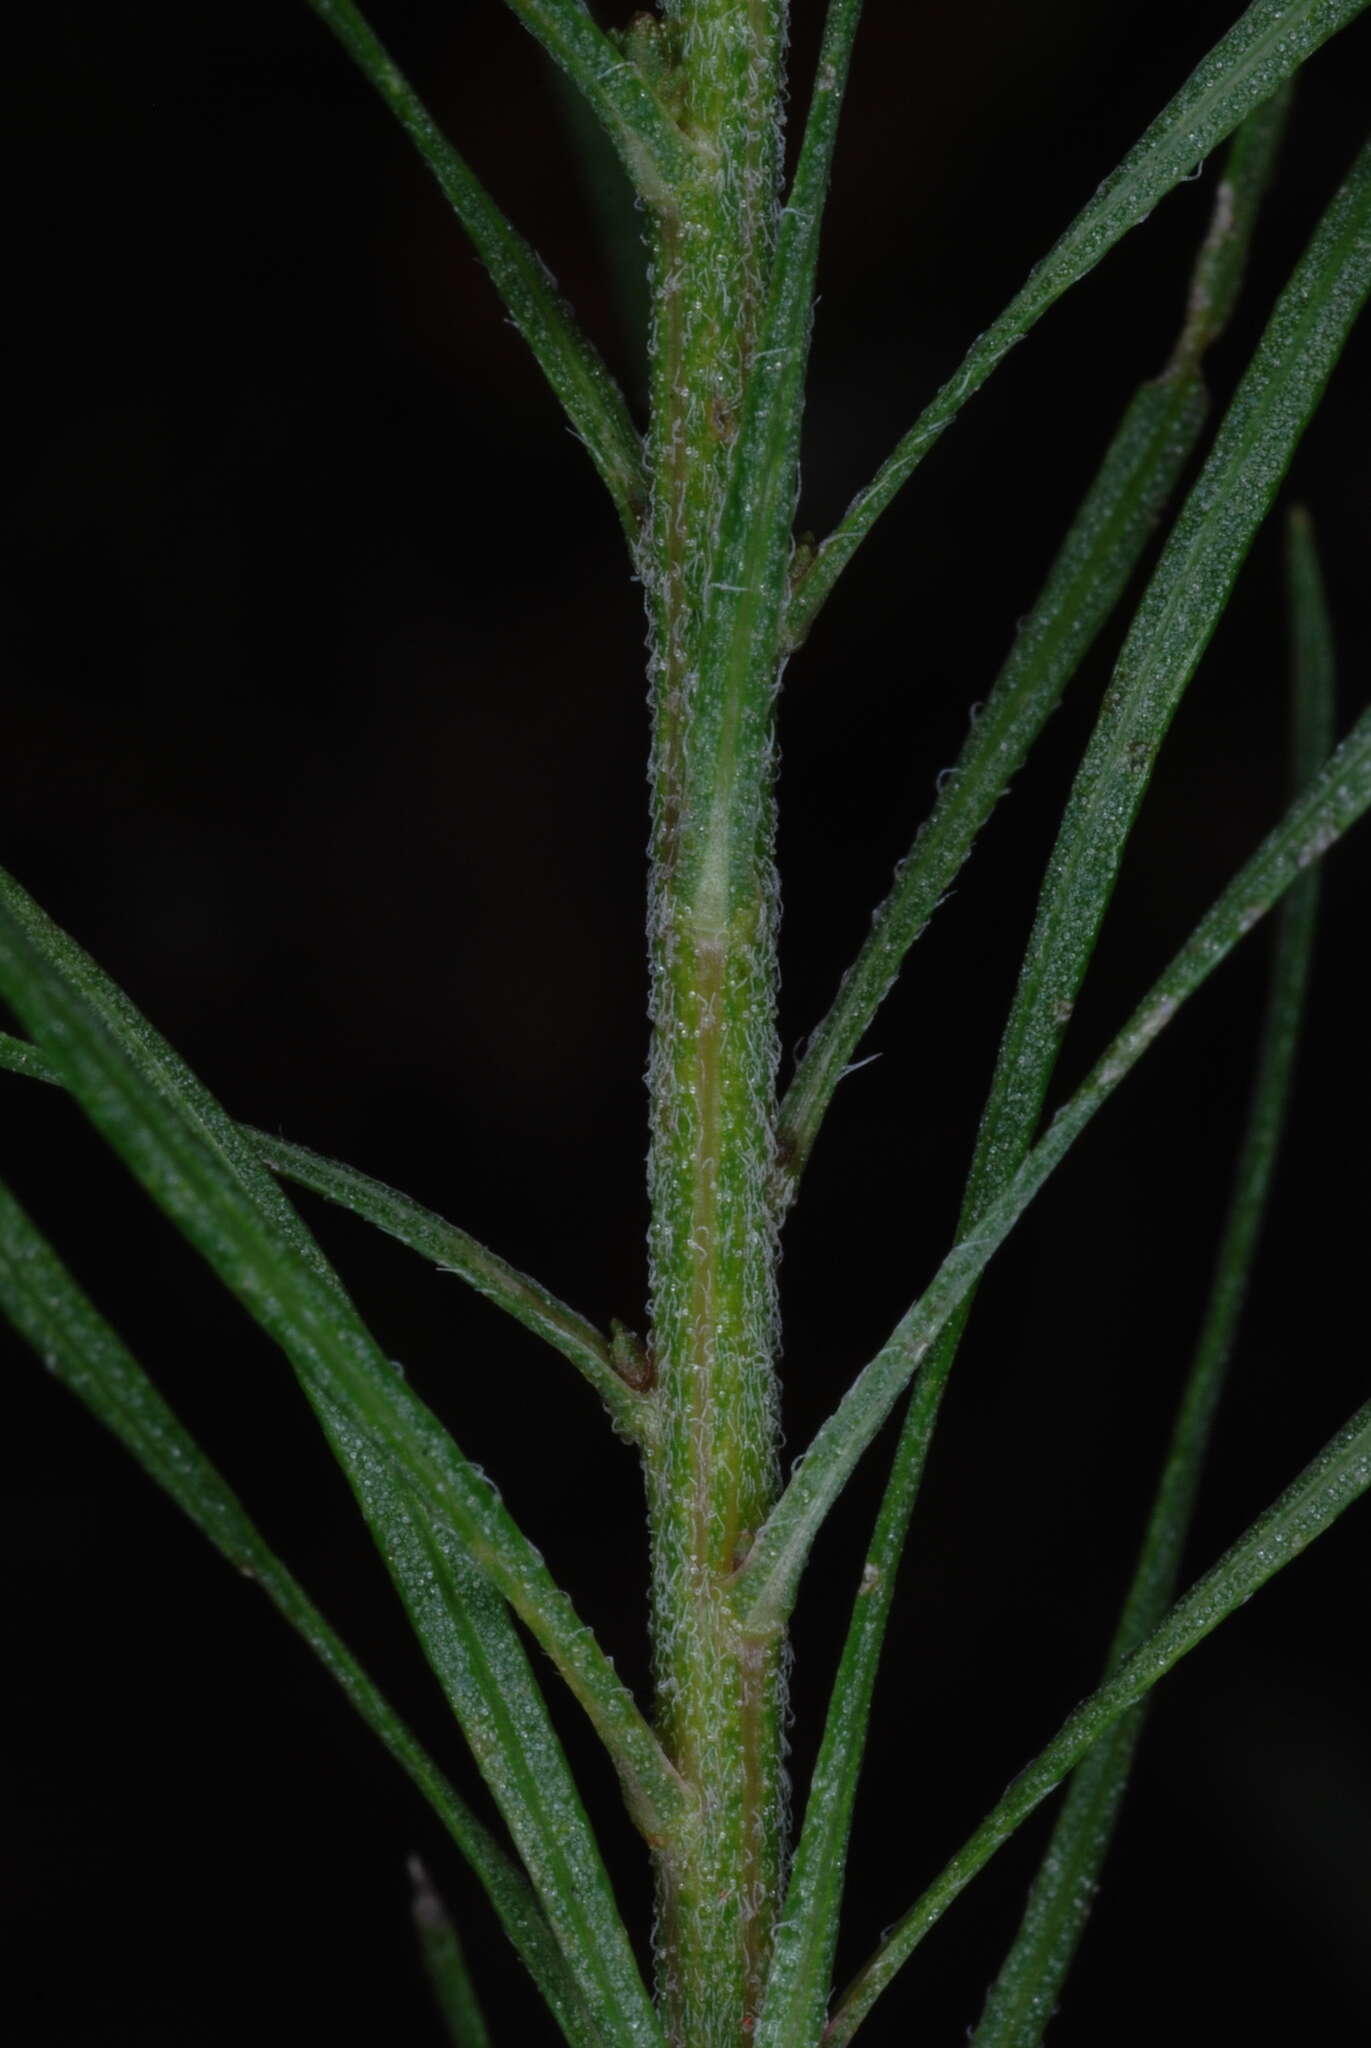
[640,3,807,2038]
[785,0,1369,648]
[969,502,1336,2048]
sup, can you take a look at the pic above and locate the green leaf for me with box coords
[786,0,1370,646]
[489,0,694,210]
[546,57,652,392]
[824,1391,1371,2043]
[960,131,1369,1267]
[0,1036,653,1437]
[734,131,1371,1644]
[730,689,1371,1642]
[752,102,1295,2023]
[775,387,1194,1203]
[773,89,1289,1212]
[321,1382,666,2047]
[663,0,867,922]
[305,0,648,544]
[256,1133,656,1441]
[0,869,675,2045]
[410,1858,496,2048]
[0,1178,597,2048]
[968,502,1337,2048]
[0,1031,57,1083]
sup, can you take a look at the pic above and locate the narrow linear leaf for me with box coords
[824,1393,1371,2043]
[669,0,865,915]
[756,139,1286,2012]
[256,1133,656,1437]
[1286,507,1341,752]
[970,502,1337,2048]
[773,91,1288,1212]
[0,1181,597,2048]
[0,884,349,1306]
[738,133,1371,1643]
[0,1031,57,1083]
[320,1375,664,2048]
[775,374,1203,1203]
[786,0,1370,646]
[786,115,1354,1855]
[959,132,1369,1286]
[731,694,1371,1640]
[0,884,683,1841]
[757,120,1299,2037]
[0,1034,653,1433]
[547,57,651,389]
[306,0,647,542]
[489,0,694,209]
[0,871,674,2045]
[410,1857,495,2048]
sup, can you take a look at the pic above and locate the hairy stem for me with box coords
[643,5,791,2041]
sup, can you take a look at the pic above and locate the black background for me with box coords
[7,2,1370,2042]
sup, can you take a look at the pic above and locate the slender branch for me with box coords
[824,1393,1371,2043]
[784,0,1369,648]
[638,6,868,2031]
[968,501,1336,2048]
[306,0,648,543]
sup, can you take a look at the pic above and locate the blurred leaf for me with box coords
[410,1856,495,2048]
